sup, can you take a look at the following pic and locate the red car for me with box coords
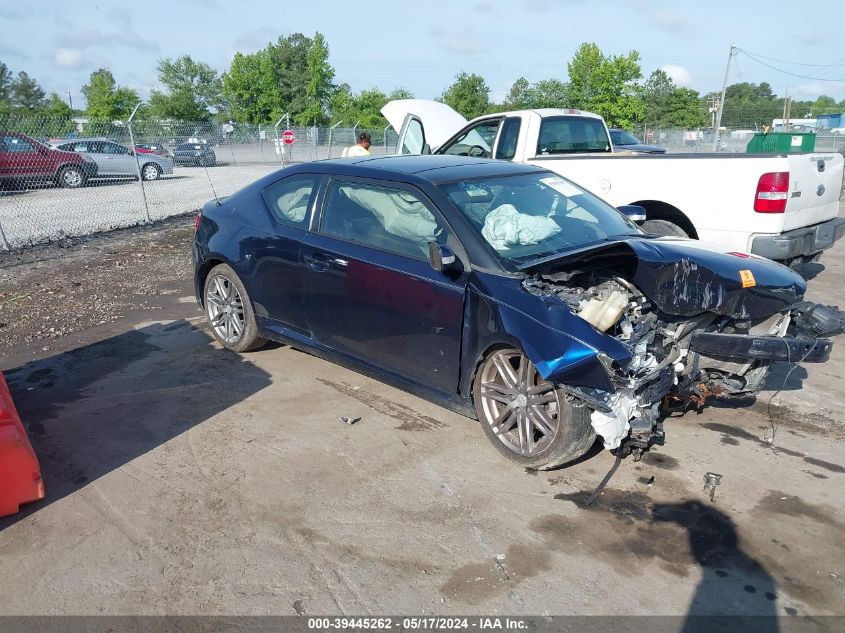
[135,142,172,159]
[0,131,97,189]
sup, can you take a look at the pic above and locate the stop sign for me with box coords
[282,130,296,145]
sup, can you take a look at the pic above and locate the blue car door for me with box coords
[300,177,467,394]
[243,174,322,337]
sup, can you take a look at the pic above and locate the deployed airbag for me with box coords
[482,204,561,250]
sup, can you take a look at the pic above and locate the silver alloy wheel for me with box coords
[62,168,82,187]
[142,164,160,180]
[205,274,245,344]
[478,350,561,456]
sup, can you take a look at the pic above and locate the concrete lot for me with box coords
[0,219,843,619]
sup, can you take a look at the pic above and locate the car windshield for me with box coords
[610,130,642,145]
[439,172,642,266]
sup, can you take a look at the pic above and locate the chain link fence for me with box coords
[0,114,399,250]
[2,112,843,250]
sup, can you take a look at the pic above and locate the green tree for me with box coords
[352,88,388,128]
[503,76,532,109]
[298,32,335,125]
[441,71,490,119]
[567,42,643,127]
[149,55,222,121]
[43,93,73,119]
[328,83,355,124]
[666,87,706,128]
[10,71,46,112]
[0,61,12,108]
[388,87,414,100]
[531,79,569,108]
[812,95,837,113]
[223,49,279,123]
[81,69,140,121]
[641,69,674,125]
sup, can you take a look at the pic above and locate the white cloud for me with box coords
[429,27,487,57]
[651,10,692,33]
[54,48,87,70]
[791,82,845,102]
[661,64,692,86]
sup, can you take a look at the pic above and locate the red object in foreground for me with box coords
[0,372,45,517]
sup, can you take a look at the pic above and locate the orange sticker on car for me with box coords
[739,270,756,288]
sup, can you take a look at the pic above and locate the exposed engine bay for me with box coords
[523,251,845,458]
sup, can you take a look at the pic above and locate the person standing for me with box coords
[342,132,372,157]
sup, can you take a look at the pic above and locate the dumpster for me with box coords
[0,372,45,517]
[747,132,816,153]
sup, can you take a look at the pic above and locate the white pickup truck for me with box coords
[382,100,845,265]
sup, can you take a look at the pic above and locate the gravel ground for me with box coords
[0,215,195,360]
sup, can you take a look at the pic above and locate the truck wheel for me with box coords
[57,165,85,189]
[642,219,688,237]
[473,348,596,470]
[141,163,161,181]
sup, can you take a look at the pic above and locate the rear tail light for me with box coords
[754,171,789,213]
[194,212,202,232]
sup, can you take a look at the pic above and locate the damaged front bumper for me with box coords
[690,332,833,363]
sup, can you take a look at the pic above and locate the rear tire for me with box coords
[203,263,267,352]
[472,348,596,470]
[57,165,85,189]
[641,219,688,237]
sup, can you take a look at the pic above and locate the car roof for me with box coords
[288,155,545,184]
[55,137,120,144]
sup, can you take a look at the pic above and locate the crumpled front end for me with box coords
[515,239,845,456]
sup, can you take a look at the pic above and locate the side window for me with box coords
[441,119,501,158]
[262,175,318,228]
[320,181,439,260]
[401,118,425,154]
[107,143,129,155]
[3,136,35,153]
[495,117,521,160]
[72,143,90,152]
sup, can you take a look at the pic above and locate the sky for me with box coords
[1,0,844,109]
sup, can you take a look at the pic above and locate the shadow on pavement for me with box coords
[0,319,272,530]
[653,500,779,633]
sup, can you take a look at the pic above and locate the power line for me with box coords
[736,49,845,68]
[736,48,845,82]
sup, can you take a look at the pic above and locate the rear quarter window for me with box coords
[262,175,319,228]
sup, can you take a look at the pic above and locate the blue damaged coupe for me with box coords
[193,155,845,469]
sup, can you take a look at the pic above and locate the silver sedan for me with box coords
[52,138,174,181]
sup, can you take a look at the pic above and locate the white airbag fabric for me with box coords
[343,186,438,242]
[481,204,561,250]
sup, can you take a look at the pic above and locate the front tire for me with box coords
[57,165,85,189]
[141,163,161,181]
[203,264,266,352]
[473,348,596,470]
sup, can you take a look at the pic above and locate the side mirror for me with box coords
[428,241,457,272]
[617,204,646,222]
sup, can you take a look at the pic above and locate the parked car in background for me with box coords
[173,142,216,167]
[193,155,845,469]
[52,138,173,181]
[135,142,172,159]
[0,131,96,189]
[609,129,667,153]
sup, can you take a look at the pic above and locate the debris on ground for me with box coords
[703,472,723,501]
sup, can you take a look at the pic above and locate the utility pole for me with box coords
[66,91,73,111]
[784,96,793,132]
[712,44,736,151]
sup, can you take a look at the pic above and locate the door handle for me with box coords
[303,253,329,272]
[329,257,348,268]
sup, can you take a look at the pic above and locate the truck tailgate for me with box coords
[782,153,844,231]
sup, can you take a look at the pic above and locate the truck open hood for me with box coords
[521,236,806,320]
[381,99,467,151]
